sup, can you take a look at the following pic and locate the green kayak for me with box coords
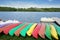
[20,23,33,37]
[53,24,60,36]
[45,23,52,40]
[9,23,25,36]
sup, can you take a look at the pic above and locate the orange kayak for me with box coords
[32,23,41,39]
[14,23,29,36]
[39,23,46,39]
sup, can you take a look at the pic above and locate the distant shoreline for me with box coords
[0,7,60,12]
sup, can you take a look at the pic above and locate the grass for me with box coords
[0,33,43,40]
[0,33,58,40]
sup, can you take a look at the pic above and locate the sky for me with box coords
[0,0,60,8]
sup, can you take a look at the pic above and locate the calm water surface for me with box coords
[0,12,60,23]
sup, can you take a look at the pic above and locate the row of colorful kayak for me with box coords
[0,20,60,40]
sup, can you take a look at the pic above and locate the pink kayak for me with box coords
[32,23,41,39]
[3,23,21,35]
[39,23,46,39]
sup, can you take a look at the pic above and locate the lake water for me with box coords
[0,12,60,23]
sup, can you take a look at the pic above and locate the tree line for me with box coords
[0,7,60,12]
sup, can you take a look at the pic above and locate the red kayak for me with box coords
[0,24,12,33]
[3,23,22,35]
[32,23,41,39]
[14,23,28,36]
[39,23,46,39]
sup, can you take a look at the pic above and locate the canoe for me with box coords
[50,24,58,40]
[0,21,20,33]
[14,23,29,36]
[53,24,60,36]
[32,23,41,39]
[39,23,45,39]
[9,23,25,36]
[0,24,12,33]
[27,23,37,36]
[20,23,33,37]
[40,17,54,23]
[0,23,12,32]
[3,23,20,35]
[45,24,52,40]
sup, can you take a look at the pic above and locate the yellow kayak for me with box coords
[27,23,37,36]
[50,24,58,40]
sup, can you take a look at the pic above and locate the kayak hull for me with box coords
[3,23,20,35]
[20,23,33,37]
[32,23,41,39]
[39,23,45,39]
[9,23,25,36]
[50,24,58,40]
[27,23,37,36]
[45,24,51,40]
[14,23,28,36]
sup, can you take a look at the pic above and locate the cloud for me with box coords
[0,4,60,8]
[0,1,60,8]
